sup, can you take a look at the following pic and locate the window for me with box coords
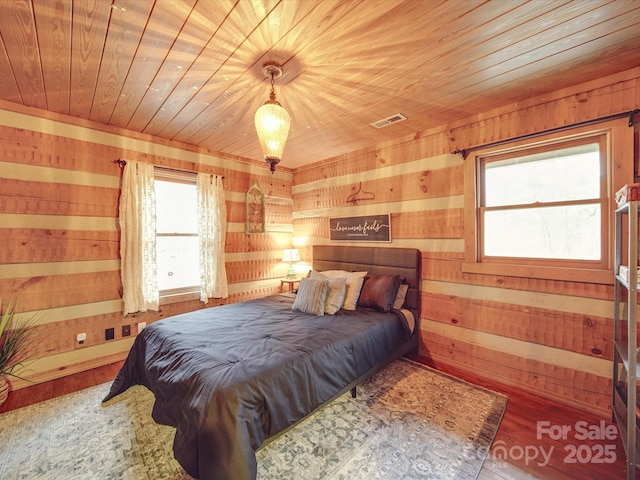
[463,120,634,283]
[155,169,200,296]
[481,138,605,266]
[119,162,227,315]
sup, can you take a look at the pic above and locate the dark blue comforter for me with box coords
[103,293,412,480]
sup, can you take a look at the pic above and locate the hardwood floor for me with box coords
[0,359,634,479]
[419,360,634,480]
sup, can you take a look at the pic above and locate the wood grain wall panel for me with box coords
[290,69,640,415]
[0,179,119,216]
[1,126,124,175]
[446,77,640,156]
[225,201,293,226]
[0,229,118,264]
[116,300,213,327]
[423,257,614,301]
[27,297,226,360]
[223,175,291,200]
[3,65,638,414]
[228,286,282,304]
[392,210,463,239]
[0,106,294,387]
[291,218,327,239]
[0,271,121,311]
[293,185,346,212]
[419,330,611,417]
[264,202,293,226]
[293,131,452,186]
[423,292,612,360]
[226,259,287,284]
[225,232,293,253]
[293,167,463,212]
[226,201,246,224]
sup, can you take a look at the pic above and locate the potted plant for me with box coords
[0,299,38,406]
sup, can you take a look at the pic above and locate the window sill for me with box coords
[461,262,613,285]
[159,290,200,306]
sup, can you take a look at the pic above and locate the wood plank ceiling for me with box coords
[1,0,639,170]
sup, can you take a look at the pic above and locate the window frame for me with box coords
[463,119,634,284]
[154,167,201,303]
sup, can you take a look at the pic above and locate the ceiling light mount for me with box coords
[261,61,283,80]
[254,61,290,173]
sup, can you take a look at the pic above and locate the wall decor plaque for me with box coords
[245,182,265,233]
[329,214,391,242]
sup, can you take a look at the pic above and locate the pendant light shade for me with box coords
[254,62,290,173]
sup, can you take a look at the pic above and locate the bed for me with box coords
[103,245,421,480]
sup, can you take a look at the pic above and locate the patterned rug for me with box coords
[0,359,507,480]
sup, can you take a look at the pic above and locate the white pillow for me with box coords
[393,283,409,309]
[310,271,347,314]
[318,270,367,310]
[292,277,328,316]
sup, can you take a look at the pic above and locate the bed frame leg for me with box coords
[350,386,357,398]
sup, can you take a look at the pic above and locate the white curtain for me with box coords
[197,174,228,303]
[119,161,159,315]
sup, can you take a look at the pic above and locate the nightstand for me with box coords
[280,278,300,292]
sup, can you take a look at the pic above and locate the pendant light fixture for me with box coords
[254,61,290,173]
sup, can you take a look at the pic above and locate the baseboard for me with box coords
[8,351,128,391]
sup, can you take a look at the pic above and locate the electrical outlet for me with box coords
[76,332,87,344]
[137,321,146,333]
[122,325,131,337]
[105,327,115,341]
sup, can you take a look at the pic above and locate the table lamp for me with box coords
[282,248,300,279]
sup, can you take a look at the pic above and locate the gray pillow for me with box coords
[310,271,347,314]
[292,277,329,316]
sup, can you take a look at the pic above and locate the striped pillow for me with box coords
[292,277,329,316]
[317,270,367,310]
[310,271,347,314]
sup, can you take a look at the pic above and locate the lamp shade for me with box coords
[254,99,290,170]
[282,248,300,263]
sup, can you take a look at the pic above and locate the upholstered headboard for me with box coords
[312,245,421,329]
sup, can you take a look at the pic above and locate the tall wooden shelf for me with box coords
[613,200,639,480]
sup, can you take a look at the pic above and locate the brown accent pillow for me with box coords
[357,275,403,312]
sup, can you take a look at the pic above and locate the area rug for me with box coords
[0,359,507,480]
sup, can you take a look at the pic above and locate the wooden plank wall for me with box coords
[2,67,640,418]
[0,101,295,389]
[292,67,640,418]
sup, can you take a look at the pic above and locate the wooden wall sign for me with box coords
[329,214,391,242]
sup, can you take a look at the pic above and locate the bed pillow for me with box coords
[310,271,347,314]
[358,275,403,312]
[393,282,410,309]
[319,270,367,310]
[291,277,329,316]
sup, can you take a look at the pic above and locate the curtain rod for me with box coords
[113,159,224,179]
[452,109,639,160]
